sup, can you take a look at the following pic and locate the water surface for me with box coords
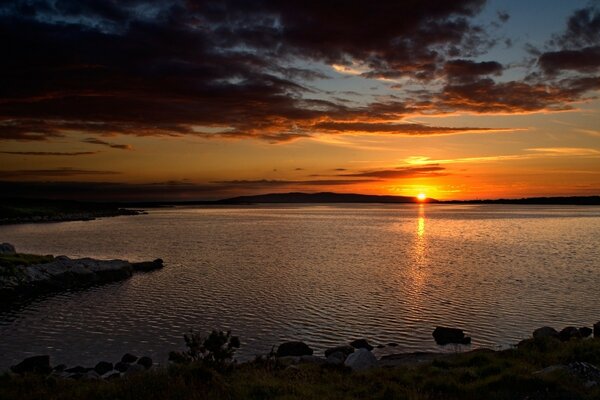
[1,204,599,369]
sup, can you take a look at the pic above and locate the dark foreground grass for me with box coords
[1,339,599,400]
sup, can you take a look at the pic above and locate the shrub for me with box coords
[170,330,240,367]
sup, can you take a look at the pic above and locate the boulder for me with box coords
[326,351,347,365]
[594,322,600,338]
[94,361,113,375]
[131,259,164,272]
[324,345,354,358]
[114,361,130,372]
[276,341,313,357]
[10,355,51,374]
[137,356,153,369]
[579,327,593,338]
[65,366,89,374]
[344,348,377,371]
[533,326,559,340]
[350,339,374,351]
[0,243,16,255]
[559,326,582,341]
[121,353,138,363]
[432,327,471,345]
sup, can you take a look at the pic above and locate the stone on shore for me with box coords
[0,243,16,254]
[121,353,138,363]
[579,327,592,338]
[276,341,313,357]
[131,259,164,272]
[10,355,51,374]
[324,345,354,358]
[432,327,471,345]
[114,361,130,373]
[137,356,153,369]
[559,326,581,341]
[533,326,559,340]
[94,361,113,375]
[344,348,377,371]
[594,322,600,338]
[326,351,347,365]
[350,339,374,351]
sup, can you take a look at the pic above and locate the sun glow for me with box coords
[417,193,427,201]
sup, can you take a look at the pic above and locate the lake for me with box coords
[1,204,599,370]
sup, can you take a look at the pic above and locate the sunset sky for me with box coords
[1,0,599,201]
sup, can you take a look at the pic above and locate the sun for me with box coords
[417,193,427,201]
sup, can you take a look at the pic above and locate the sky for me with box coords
[1,0,599,201]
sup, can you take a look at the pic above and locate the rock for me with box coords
[324,345,355,358]
[533,326,559,340]
[344,348,377,371]
[114,361,130,372]
[299,355,326,365]
[579,327,593,338]
[350,339,374,351]
[131,259,164,272]
[53,364,67,372]
[10,355,51,374]
[276,341,313,357]
[94,361,113,375]
[103,371,121,380]
[326,351,347,365]
[432,327,471,345]
[594,322,600,338]
[137,356,153,369]
[567,361,600,384]
[84,371,101,380]
[0,243,16,255]
[559,326,582,341]
[65,366,89,374]
[121,353,138,363]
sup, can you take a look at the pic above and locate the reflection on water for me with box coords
[0,204,599,369]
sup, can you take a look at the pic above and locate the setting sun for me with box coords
[417,193,427,201]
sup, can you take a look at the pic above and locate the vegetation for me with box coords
[1,336,599,399]
[169,330,241,368]
[0,253,55,269]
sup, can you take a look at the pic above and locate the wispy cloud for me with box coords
[82,138,133,150]
[0,168,120,178]
[1,151,98,156]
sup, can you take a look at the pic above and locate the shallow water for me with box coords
[1,204,599,370]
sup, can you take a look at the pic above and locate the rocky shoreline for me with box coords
[0,243,163,301]
[0,208,145,225]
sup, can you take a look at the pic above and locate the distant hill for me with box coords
[211,192,431,204]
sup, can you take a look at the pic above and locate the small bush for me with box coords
[170,329,240,368]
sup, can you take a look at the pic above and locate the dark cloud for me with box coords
[82,137,133,150]
[443,59,503,82]
[338,165,446,179]
[314,121,495,135]
[1,151,98,156]
[0,1,598,144]
[211,179,377,186]
[539,46,600,74]
[0,167,120,178]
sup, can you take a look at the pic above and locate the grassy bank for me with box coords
[2,338,599,400]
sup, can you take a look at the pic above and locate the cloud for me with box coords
[0,151,98,156]
[538,46,600,74]
[313,121,499,135]
[82,137,133,150]
[0,1,598,144]
[338,165,446,179]
[211,179,377,187]
[0,168,120,178]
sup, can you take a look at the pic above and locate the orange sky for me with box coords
[1,1,599,200]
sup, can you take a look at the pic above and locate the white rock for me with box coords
[344,348,377,371]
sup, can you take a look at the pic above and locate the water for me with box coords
[1,204,599,370]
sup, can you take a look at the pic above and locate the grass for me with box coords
[0,254,55,268]
[1,338,599,400]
